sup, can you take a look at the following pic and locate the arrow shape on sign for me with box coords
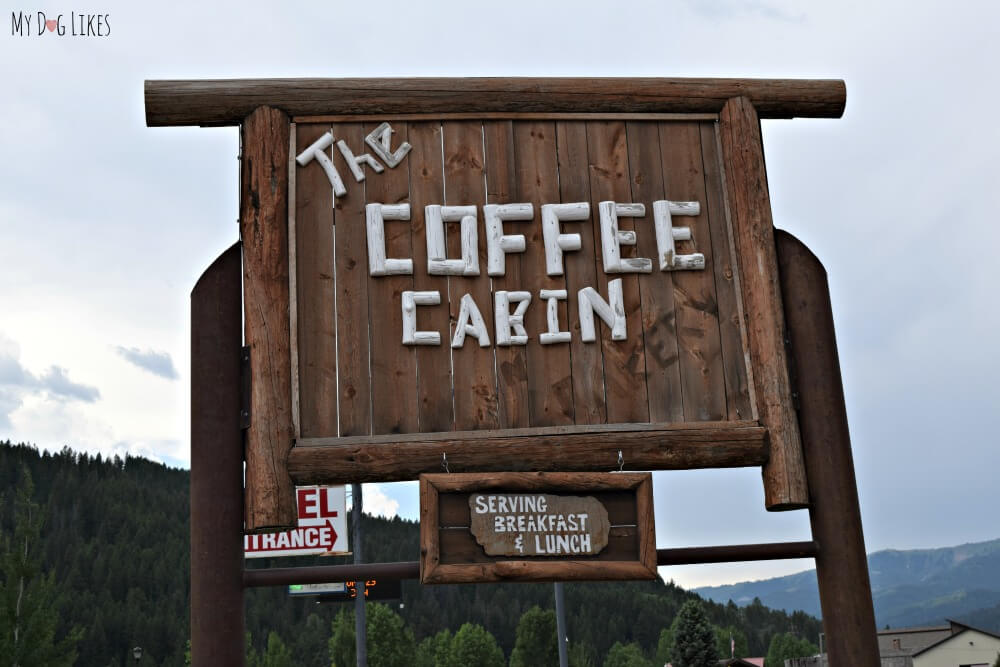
[324,519,338,552]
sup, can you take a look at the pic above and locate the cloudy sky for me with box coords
[1,0,997,590]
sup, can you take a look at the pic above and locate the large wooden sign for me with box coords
[420,472,656,583]
[153,78,851,530]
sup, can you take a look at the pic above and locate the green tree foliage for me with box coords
[446,622,504,667]
[602,641,652,667]
[655,627,674,665]
[328,603,415,667]
[0,440,824,665]
[568,641,597,667]
[414,629,451,667]
[714,625,748,660]
[0,467,81,667]
[765,632,818,667]
[509,606,558,667]
[670,600,719,667]
[247,631,294,667]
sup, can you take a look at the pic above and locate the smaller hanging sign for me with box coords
[420,472,656,584]
[468,493,610,557]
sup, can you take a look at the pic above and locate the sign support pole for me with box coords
[776,230,880,666]
[190,243,245,667]
[554,582,569,667]
[352,483,367,667]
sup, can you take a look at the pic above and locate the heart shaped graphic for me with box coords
[45,19,57,32]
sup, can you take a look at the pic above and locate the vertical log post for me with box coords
[190,243,245,666]
[719,96,809,510]
[241,105,297,531]
[776,230,880,666]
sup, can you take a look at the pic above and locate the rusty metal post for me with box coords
[191,243,245,667]
[776,230,880,666]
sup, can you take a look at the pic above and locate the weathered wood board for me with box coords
[286,114,806,503]
[419,472,656,583]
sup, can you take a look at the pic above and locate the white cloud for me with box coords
[114,346,179,380]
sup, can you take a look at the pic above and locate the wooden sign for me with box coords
[144,78,848,529]
[419,472,656,584]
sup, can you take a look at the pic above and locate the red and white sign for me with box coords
[244,486,348,558]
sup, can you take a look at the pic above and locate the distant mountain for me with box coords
[695,539,1000,629]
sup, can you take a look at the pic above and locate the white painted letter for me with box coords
[484,203,533,276]
[336,140,384,182]
[541,202,588,275]
[451,293,491,348]
[425,205,480,276]
[366,203,413,276]
[364,122,412,168]
[652,200,706,271]
[295,131,347,199]
[401,291,441,345]
[539,289,571,344]
[578,279,626,341]
[599,201,653,273]
[495,291,532,346]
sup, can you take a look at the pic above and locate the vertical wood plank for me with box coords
[483,120,530,429]
[333,123,371,437]
[408,122,454,432]
[624,121,684,423]
[586,121,649,424]
[555,121,607,425]
[240,105,296,530]
[719,96,808,509]
[659,122,727,422]
[442,121,500,430]
[701,122,753,420]
[514,122,575,426]
[295,123,337,438]
[365,121,419,435]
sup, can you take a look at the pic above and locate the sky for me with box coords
[1,0,998,590]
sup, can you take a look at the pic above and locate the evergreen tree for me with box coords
[714,625,748,660]
[414,629,451,667]
[446,622,504,667]
[568,641,597,667]
[0,467,81,667]
[670,600,718,667]
[765,632,818,667]
[247,631,293,667]
[328,603,415,667]
[603,641,652,667]
[509,606,558,667]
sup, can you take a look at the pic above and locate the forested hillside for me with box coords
[0,441,822,665]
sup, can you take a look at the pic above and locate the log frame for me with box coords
[145,77,846,127]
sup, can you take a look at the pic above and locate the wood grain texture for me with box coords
[419,472,656,583]
[295,123,337,438]
[241,106,297,531]
[484,121,530,429]
[701,122,754,420]
[289,422,766,484]
[624,121,683,422]
[659,122,727,422]
[443,121,499,430]
[146,77,846,126]
[586,121,649,423]
[332,123,371,437]
[407,122,453,432]
[719,97,807,509]
[556,121,607,424]
[515,122,574,426]
[365,121,418,435]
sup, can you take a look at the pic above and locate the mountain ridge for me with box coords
[695,538,1000,630]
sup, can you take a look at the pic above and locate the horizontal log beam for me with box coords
[145,77,846,127]
[240,541,818,587]
[288,421,768,485]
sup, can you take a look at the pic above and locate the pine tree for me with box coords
[0,467,81,667]
[509,606,559,667]
[670,600,718,667]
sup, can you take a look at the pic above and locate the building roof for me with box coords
[910,619,1000,657]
